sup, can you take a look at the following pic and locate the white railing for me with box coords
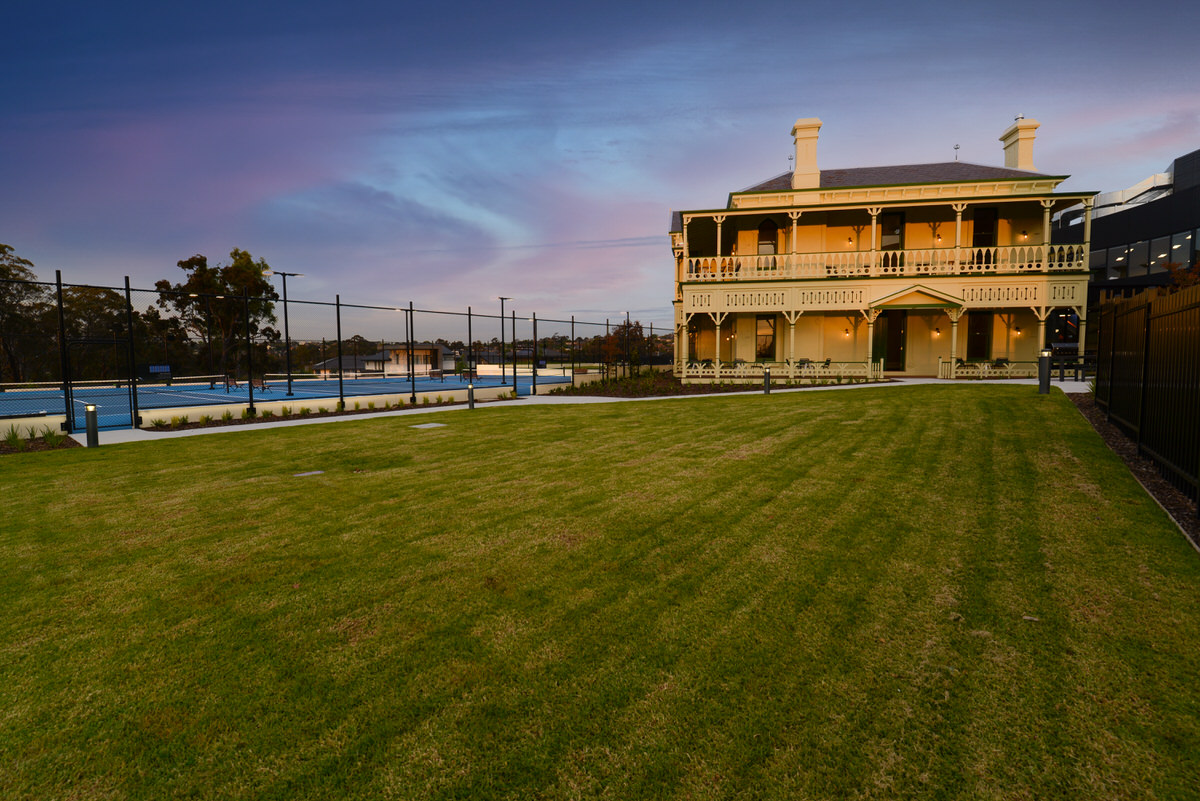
[676,360,884,383]
[684,245,1086,282]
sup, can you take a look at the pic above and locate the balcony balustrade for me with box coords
[684,244,1086,282]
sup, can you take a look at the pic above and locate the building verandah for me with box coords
[673,277,1090,381]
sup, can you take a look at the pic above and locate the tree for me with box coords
[154,249,279,377]
[1165,259,1200,293]
[0,244,54,382]
[602,320,646,373]
[60,285,132,380]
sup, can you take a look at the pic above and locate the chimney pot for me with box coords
[791,117,822,190]
[999,117,1039,171]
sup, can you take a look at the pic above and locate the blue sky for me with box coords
[3,0,1197,333]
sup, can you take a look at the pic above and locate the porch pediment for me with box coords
[870,284,964,309]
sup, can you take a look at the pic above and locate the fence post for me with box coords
[124,277,140,429]
[571,315,575,387]
[1136,300,1152,454]
[244,289,255,416]
[55,270,73,433]
[335,295,345,410]
[531,313,538,396]
[408,301,416,404]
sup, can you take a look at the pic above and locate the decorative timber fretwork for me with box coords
[961,284,1040,304]
[1049,283,1081,302]
[797,288,866,307]
[725,291,788,309]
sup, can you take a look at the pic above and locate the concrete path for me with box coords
[72,377,1092,447]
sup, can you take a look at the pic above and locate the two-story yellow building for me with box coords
[670,117,1097,381]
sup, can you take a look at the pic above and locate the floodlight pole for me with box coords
[499,297,511,387]
[264,269,303,396]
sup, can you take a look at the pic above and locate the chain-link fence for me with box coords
[0,271,672,431]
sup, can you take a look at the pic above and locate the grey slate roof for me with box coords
[739,162,1047,193]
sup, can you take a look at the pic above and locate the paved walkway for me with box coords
[73,377,1092,447]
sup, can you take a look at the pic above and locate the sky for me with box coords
[3,0,1198,337]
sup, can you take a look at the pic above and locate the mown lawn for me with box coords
[2,385,1199,800]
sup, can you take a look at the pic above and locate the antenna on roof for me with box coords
[788,153,794,171]
[954,144,960,161]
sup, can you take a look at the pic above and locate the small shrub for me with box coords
[170,416,182,427]
[280,406,291,417]
[4,424,27,451]
[241,407,257,420]
[422,397,431,406]
[178,415,189,426]
[435,394,443,404]
[260,409,275,419]
[150,419,169,430]
[447,395,454,403]
[354,401,361,410]
[40,425,65,447]
[367,401,375,410]
[199,414,214,425]
[336,402,345,412]
[221,410,234,422]
[301,407,313,417]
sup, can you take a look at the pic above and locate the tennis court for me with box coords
[0,371,569,431]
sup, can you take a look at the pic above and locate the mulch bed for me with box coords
[0,437,83,456]
[551,372,886,398]
[1068,393,1200,547]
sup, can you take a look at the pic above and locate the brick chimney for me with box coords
[791,118,822,190]
[999,116,1039,171]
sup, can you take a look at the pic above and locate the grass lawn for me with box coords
[2,384,1199,800]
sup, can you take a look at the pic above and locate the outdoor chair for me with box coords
[224,376,240,391]
[250,378,270,392]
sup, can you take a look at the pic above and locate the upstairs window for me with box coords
[972,208,997,248]
[757,220,778,255]
[880,212,904,250]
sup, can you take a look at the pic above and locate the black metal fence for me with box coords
[1095,284,1200,506]
[0,271,674,431]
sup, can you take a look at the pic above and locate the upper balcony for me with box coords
[682,244,1087,282]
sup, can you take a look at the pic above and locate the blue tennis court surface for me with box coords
[0,373,569,431]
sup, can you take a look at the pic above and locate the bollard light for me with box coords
[85,404,99,448]
[1038,348,1052,395]
[468,383,475,410]
[764,366,771,395]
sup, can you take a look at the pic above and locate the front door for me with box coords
[873,310,907,371]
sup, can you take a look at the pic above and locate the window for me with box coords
[1171,231,1194,268]
[1107,246,1127,280]
[757,220,778,255]
[1150,237,1171,273]
[972,208,997,248]
[1126,241,1149,277]
[880,212,904,250]
[756,315,776,360]
[966,312,991,360]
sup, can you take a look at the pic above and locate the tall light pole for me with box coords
[264,270,303,396]
[499,297,511,386]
